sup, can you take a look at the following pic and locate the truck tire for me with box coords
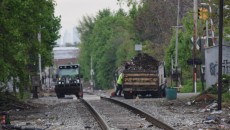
[151,91,157,98]
[56,93,64,98]
[76,91,83,99]
[76,93,80,99]
[158,88,162,98]
[124,92,133,99]
[162,87,166,97]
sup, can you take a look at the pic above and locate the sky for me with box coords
[54,0,129,45]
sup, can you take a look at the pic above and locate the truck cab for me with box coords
[54,64,83,99]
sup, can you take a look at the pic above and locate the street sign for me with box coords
[31,75,40,86]
[187,58,202,65]
[135,44,142,51]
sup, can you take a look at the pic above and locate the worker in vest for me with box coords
[115,72,123,96]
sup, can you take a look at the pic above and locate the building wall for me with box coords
[204,45,230,88]
[52,47,80,67]
[53,58,77,67]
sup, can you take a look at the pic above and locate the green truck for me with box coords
[55,64,83,99]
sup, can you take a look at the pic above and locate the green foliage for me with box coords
[224,26,230,42]
[0,0,60,98]
[180,79,203,93]
[181,74,230,103]
[78,9,135,89]
[222,74,230,93]
[164,11,194,78]
[78,1,192,89]
[222,93,230,103]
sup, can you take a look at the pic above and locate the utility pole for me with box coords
[38,31,42,86]
[90,56,94,92]
[175,0,180,87]
[217,0,224,111]
[193,0,198,94]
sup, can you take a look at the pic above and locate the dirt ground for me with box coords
[1,89,230,130]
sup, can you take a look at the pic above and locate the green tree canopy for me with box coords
[0,0,60,97]
[78,9,136,89]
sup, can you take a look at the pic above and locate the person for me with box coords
[115,72,123,96]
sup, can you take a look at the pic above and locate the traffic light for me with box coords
[198,8,209,21]
[198,8,202,19]
[202,8,208,20]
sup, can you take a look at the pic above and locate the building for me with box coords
[53,47,80,67]
[204,45,230,87]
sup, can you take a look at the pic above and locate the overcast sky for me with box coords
[54,0,129,45]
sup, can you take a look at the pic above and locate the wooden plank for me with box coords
[124,82,158,85]
[124,73,157,77]
[124,78,158,81]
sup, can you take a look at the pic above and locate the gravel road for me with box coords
[6,91,230,130]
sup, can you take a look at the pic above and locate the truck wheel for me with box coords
[76,90,83,99]
[79,91,83,98]
[162,88,166,97]
[141,92,146,98]
[151,91,158,98]
[124,92,133,99]
[56,93,64,98]
[158,88,162,98]
[76,94,80,99]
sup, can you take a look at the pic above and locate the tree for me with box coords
[78,9,135,89]
[0,0,60,98]
[164,12,194,78]
[130,0,193,60]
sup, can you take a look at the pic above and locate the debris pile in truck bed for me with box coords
[125,53,159,71]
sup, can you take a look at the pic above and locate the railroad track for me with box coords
[81,95,174,130]
[75,100,102,130]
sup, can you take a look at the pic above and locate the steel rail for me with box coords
[101,96,175,130]
[80,99,110,130]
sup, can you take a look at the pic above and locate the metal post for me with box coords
[217,0,224,111]
[201,2,215,46]
[201,65,205,92]
[206,20,209,47]
[208,0,216,46]
[193,0,198,94]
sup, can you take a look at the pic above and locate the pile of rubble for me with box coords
[125,53,159,71]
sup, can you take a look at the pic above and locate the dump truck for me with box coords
[54,64,83,99]
[122,53,166,99]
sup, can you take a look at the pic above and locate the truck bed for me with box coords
[123,70,159,88]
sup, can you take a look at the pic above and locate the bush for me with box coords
[223,93,230,103]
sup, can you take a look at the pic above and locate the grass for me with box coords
[176,79,204,93]
[15,91,32,101]
[222,92,230,102]
[178,76,230,105]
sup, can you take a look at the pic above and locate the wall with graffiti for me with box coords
[205,45,230,88]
